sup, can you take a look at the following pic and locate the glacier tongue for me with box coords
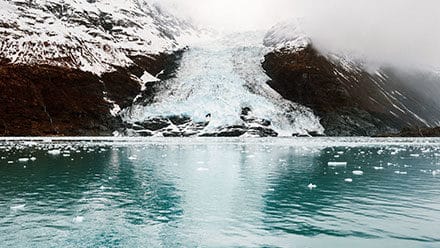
[122,32,324,137]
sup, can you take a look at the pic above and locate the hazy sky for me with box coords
[155,0,300,31]
[155,0,440,69]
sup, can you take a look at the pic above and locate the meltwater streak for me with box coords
[123,32,323,136]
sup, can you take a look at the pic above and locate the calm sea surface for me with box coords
[0,138,439,247]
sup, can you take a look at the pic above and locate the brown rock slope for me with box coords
[0,53,181,136]
[262,46,440,136]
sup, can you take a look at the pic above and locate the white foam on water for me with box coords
[10,204,25,211]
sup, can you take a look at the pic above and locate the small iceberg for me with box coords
[48,150,61,155]
[352,170,364,176]
[394,171,407,175]
[18,158,29,162]
[344,178,353,183]
[73,216,84,223]
[328,162,347,166]
[308,183,317,190]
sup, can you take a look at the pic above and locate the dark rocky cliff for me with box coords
[262,46,440,136]
[0,53,181,136]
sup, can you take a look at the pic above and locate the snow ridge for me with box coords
[0,0,197,75]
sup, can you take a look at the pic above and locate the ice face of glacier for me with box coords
[122,32,324,137]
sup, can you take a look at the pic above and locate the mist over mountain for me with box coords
[156,0,440,70]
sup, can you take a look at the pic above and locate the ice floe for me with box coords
[353,170,364,176]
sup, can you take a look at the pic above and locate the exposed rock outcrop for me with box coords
[0,52,181,136]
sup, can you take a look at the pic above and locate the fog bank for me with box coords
[154,0,440,69]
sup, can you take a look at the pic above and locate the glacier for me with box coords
[122,32,324,137]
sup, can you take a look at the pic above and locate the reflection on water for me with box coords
[0,138,440,247]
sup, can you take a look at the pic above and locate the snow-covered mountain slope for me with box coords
[121,32,324,137]
[0,0,196,75]
[0,0,198,136]
[262,21,440,136]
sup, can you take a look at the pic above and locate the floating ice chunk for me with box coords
[197,167,209,172]
[394,171,407,175]
[328,162,347,166]
[308,183,317,189]
[374,166,384,170]
[30,157,36,161]
[18,158,29,162]
[73,216,84,223]
[128,156,137,160]
[410,154,420,157]
[48,150,61,155]
[352,170,364,176]
[344,178,353,183]
[7,161,14,164]
[10,204,25,211]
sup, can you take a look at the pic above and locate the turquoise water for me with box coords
[1,138,440,247]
